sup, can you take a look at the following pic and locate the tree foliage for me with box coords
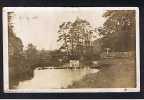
[24,44,40,68]
[57,17,95,60]
[98,10,136,51]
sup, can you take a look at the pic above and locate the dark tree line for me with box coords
[98,10,136,52]
[8,12,63,88]
[8,12,40,88]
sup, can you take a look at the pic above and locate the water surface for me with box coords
[17,67,99,89]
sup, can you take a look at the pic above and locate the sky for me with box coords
[10,7,106,50]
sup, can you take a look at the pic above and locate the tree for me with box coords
[57,21,72,59]
[24,44,39,68]
[69,17,94,59]
[48,50,64,66]
[57,17,95,60]
[98,10,136,51]
[8,12,23,57]
[8,12,26,88]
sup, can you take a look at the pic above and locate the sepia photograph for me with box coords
[3,7,140,92]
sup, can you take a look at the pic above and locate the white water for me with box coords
[17,68,99,89]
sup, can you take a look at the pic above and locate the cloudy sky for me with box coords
[10,7,107,50]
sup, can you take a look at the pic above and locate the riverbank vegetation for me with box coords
[68,57,136,88]
[8,10,136,89]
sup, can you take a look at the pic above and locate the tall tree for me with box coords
[69,17,94,59]
[8,12,24,88]
[57,21,72,59]
[8,12,23,57]
[98,10,135,51]
[57,17,95,60]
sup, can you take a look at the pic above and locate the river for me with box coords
[16,67,99,89]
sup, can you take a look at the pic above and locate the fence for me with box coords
[100,51,135,59]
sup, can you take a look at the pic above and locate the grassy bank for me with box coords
[68,57,136,88]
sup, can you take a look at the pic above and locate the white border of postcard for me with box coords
[3,7,140,93]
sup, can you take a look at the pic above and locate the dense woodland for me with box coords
[8,10,136,88]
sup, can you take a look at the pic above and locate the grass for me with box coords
[68,57,136,88]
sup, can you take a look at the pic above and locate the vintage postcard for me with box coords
[3,7,140,92]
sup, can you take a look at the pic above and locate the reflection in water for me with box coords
[17,68,99,89]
